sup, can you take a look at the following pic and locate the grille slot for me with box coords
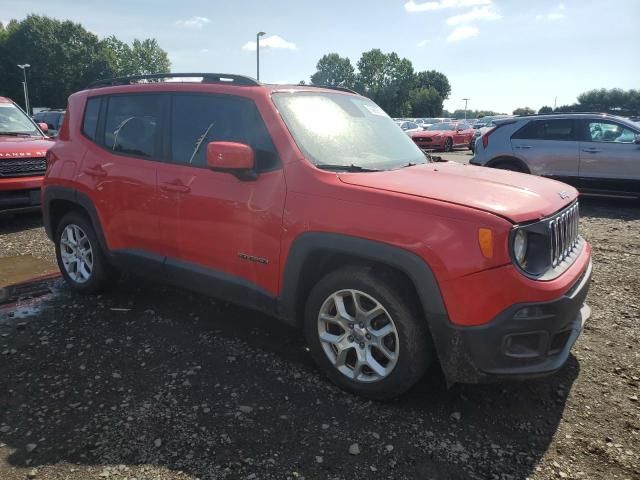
[0,157,47,177]
[549,203,580,267]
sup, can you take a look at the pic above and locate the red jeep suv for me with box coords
[0,96,53,214]
[42,74,592,399]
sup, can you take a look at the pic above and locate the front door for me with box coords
[156,93,286,298]
[578,119,640,194]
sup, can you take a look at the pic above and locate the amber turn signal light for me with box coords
[478,228,494,258]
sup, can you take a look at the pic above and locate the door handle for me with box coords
[83,166,107,177]
[582,148,601,154]
[160,182,191,194]
[515,145,532,149]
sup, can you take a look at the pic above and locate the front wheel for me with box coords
[304,267,433,400]
[55,211,119,294]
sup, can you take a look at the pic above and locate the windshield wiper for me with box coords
[316,163,382,172]
[0,132,32,136]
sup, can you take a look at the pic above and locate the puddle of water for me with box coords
[0,255,59,288]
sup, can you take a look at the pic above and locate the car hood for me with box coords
[0,136,52,159]
[337,161,578,223]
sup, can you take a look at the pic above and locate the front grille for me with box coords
[0,157,47,178]
[415,137,432,142]
[548,202,580,267]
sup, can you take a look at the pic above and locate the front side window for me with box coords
[0,101,40,136]
[104,95,162,158]
[170,94,279,171]
[587,121,637,143]
[513,119,576,141]
[272,92,425,170]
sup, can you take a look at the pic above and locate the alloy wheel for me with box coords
[317,289,399,383]
[60,224,94,284]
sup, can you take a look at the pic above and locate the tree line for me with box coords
[0,15,170,109]
[309,50,451,118]
[517,89,640,117]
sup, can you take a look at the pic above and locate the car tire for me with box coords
[303,266,433,400]
[444,138,453,152]
[491,160,527,173]
[54,211,119,294]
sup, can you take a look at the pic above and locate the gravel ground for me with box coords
[0,194,638,480]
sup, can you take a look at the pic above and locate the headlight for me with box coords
[513,230,528,267]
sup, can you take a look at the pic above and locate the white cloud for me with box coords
[199,48,210,53]
[242,35,297,51]
[447,25,479,42]
[537,3,566,21]
[405,0,491,13]
[416,39,430,47]
[175,16,210,29]
[446,5,501,25]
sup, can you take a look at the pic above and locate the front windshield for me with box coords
[272,92,426,170]
[427,123,455,131]
[0,102,40,135]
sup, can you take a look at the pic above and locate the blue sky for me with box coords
[2,0,638,113]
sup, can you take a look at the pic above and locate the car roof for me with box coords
[0,96,12,103]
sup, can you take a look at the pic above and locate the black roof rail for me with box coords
[515,112,614,118]
[298,83,359,94]
[87,73,261,89]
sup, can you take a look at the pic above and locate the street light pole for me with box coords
[256,31,266,81]
[17,64,31,115]
[462,98,471,120]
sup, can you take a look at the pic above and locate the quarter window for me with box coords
[513,119,576,141]
[104,95,163,158]
[587,121,636,143]
[170,94,279,171]
[82,99,100,140]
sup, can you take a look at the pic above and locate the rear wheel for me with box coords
[444,137,453,152]
[304,267,432,400]
[54,211,119,293]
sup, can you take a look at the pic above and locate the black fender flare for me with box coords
[278,232,448,325]
[42,186,109,253]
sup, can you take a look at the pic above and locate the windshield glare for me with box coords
[0,103,40,135]
[273,92,426,170]
[427,123,455,131]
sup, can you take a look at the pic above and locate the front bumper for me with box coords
[433,259,592,384]
[0,176,43,213]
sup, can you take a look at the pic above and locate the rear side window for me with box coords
[104,95,163,158]
[170,94,279,171]
[82,98,101,140]
[513,119,576,141]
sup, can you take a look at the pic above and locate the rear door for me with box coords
[79,93,165,259]
[578,118,640,194]
[510,119,579,178]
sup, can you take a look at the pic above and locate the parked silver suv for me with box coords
[471,113,640,198]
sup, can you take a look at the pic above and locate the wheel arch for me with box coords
[278,233,448,330]
[486,156,531,173]
[43,186,109,254]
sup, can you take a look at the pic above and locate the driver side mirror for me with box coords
[206,141,256,181]
[38,122,48,133]
[635,134,640,144]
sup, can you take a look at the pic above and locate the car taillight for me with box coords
[481,127,498,149]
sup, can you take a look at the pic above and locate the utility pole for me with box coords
[17,64,31,115]
[256,32,266,81]
[554,96,558,109]
[462,98,471,120]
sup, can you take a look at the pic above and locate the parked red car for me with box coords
[42,74,592,399]
[411,121,474,152]
[0,96,53,214]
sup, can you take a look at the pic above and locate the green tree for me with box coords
[408,87,443,117]
[355,49,415,116]
[538,106,553,114]
[0,15,170,109]
[513,107,535,116]
[310,53,355,88]
[415,70,451,99]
